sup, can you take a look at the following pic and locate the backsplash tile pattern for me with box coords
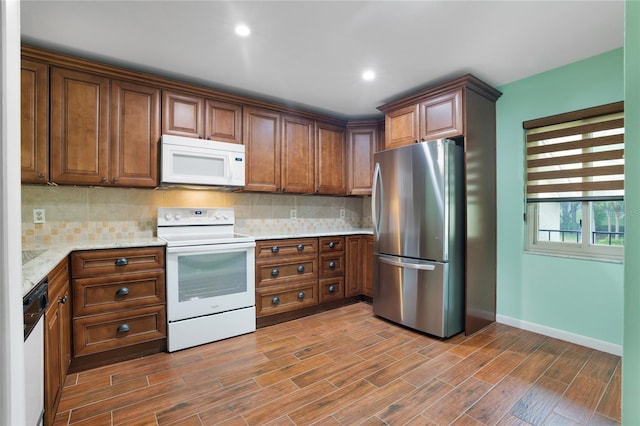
[21,185,372,247]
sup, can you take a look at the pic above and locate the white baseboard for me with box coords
[496,314,622,356]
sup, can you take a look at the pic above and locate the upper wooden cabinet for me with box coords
[243,106,281,192]
[347,122,378,195]
[281,114,314,193]
[50,67,160,187]
[315,122,346,195]
[50,67,110,186]
[21,59,49,184]
[162,90,242,143]
[381,88,462,149]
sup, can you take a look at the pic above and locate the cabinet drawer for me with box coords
[319,253,344,278]
[319,237,345,253]
[256,256,317,287]
[48,258,69,301]
[71,247,164,277]
[73,305,166,356]
[319,277,344,303]
[73,271,165,316]
[256,282,317,316]
[256,238,318,258]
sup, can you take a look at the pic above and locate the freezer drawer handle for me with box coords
[297,265,305,273]
[379,257,436,271]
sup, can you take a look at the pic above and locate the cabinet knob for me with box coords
[421,136,426,141]
[297,292,305,300]
[329,261,336,269]
[271,297,280,305]
[117,324,130,333]
[37,173,45,179]
[271,246,280,253]
[115,258,129,266]
[112,177,119,184]
[271,268,279,277]
[101,176,108,183]
[329,242,336,249]
[413,139,419,143]
[59,295,68,304]
[328,285,336,293]
[297,265,305,273]
[116,287,129,297]
[297,244,304,251]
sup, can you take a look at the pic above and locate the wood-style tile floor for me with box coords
[53,302,621,426]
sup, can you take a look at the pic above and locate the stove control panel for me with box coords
[158,207,235,226]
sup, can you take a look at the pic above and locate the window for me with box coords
[524,102,624,261]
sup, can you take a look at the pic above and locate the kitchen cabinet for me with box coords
[255,238,318,316]
[162,89,242,144]
[21,58,49,184]
[344,235,374,298]
[315,122,347,194]
[318,237,345,303]
[44,258,71,426]
[382,88,462,150]
[50,67,160,187]
[364,235,374,297]
[378,74,502,335]
[347,122,378,195]
[281,114,315,193]
[243,106,282,192]
[70,246,166,371]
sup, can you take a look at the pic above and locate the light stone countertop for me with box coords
[243,228,373,241]
[22,238,166,297]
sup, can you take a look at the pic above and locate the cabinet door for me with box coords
[111,80,160,187]
[204,99,242,144]
[49,259,72,375]
[315,122,346,195]
[419,89,463,140]
[243,107,281,192]
[345,236,363,297]
[162,90,204,138]
[50,67,110,185]
[363,235,374,297]
[385,104,419,149]
[347,126,377,195]
[44,301,62,426]
[281,115,314,193]
[21,59,49,184]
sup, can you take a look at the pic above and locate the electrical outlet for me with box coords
[290,208,297,220]
[33,208,46,224]
[339,208,346,219]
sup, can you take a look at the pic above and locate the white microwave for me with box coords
[161,134,245,187]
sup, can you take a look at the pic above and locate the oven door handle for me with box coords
[165,241,256,254]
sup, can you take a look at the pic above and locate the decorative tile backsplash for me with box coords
[21,185,372,246]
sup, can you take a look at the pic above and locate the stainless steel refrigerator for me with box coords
[372,139,464,338]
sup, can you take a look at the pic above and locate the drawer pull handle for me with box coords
[115,258,129,266]
[59,295,68,304]
[297,244,304,251]
[116,287,129,296]
[271,268,279,277]
[329,242,336,249]
[297,265,305,273]
[117,324,130,333]
[271,246,280,253]
[328,285,336,293]
[329,261,336,269]
[272,297,280,305]
[297,292,305,300]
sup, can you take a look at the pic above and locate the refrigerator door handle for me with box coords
[379,256,436,271]
[372,162,382,239]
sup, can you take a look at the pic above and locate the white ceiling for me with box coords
[20,1,624,120]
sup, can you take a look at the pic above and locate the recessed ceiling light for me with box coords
[235,24,251,37]
[362,70,376,81]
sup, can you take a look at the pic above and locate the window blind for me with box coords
[524,102,624,202]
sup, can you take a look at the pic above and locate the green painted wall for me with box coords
[623,0,640,422]
[496,48,624,346]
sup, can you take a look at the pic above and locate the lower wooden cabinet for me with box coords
[345,235,374,298]
[70,246,166,371]
[319,277,344,303]
[44,258,71,426]
[256,281,318,316]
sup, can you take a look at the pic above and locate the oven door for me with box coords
[166,241,255,322]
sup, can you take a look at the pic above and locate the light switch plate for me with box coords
[290,208,297,220]
[33,208,46,224]
[339,208,346,219]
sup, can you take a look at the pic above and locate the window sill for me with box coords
[523,248,623,264]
